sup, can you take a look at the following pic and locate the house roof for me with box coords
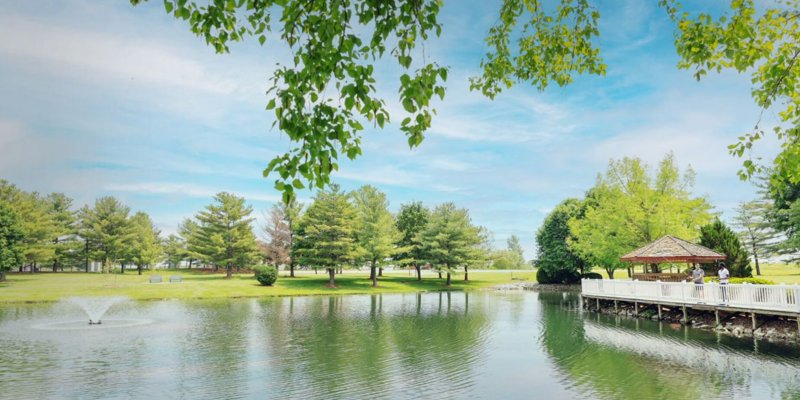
[620,235,726,264]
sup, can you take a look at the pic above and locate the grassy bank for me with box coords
[0,270,535,303]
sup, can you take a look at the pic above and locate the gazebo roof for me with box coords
[620,235,725,264]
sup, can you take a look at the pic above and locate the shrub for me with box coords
[581,272,603,280]
[706,277,775,285]
[537,268,581,284]
[254,265,278,286]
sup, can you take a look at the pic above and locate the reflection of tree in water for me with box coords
[256,292,489,399]
[537,291,709,399]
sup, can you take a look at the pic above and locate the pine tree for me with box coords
[178,218,204,269]
[506,235,526,268]
[396,201,430,281]
[352,185,402,287]
[417,203,481,286]
[78,197,135,273]
[130,212,162,274]
[46,193,80,272]
[733,200,778,276]
[195,192,258,278]
[162,234,185,270]
[700,219,752,278]
[295,185,358,287]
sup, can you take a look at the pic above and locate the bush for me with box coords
[536,268,581,284]
[581,272,603,280]
[254,265,278,286]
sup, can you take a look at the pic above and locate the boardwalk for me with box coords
[581,279,800,330]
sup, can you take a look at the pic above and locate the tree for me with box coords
[0,203,24,281]
[395,201,430,281]
[0,181,58,272]
[177,218,204,269]
[418,203,481,286]
[732,200,778,275]
[162,234,185,270]
[568,154,713,277]
[263,197,303,277]
[130,1,800,199]
[46,193,77,272]
[294,185,358,287]
[767,177,800,262]
[506,235,526,269]
[536,198,588,277]
[195,192,258,278]
[130,212,162,274]
[700,219,752,278]
[352,185,402,287]
[78,197,134,274]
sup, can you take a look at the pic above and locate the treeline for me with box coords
[0,179,529,282]
[535,153,784,282]
[260,184,529,288]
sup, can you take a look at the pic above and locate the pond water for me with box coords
[1,290,799,399]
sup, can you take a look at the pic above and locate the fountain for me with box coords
[65,296,129,325]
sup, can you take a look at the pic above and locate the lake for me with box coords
[1,290,799,399]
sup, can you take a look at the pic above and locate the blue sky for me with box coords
[0,1,781,259]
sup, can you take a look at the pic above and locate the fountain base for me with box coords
[88,320,102,325]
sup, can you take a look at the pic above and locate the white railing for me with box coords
[581,279,800,313]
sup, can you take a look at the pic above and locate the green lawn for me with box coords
[594,263,800,284]
[0,269,535,303]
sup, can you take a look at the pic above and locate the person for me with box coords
[691,264,704,301]
[718,262,730,304]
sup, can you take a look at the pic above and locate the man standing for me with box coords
[718,262,730,304]
[691,264,705,301]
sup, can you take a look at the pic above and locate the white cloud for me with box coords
[105,182,282,203]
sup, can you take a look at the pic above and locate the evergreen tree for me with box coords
[295,185,358,287]
[506,235,526,268]
[418,203,481,286]
[263,197,303,276]
[0,181,58,271]
[395,201,430,280]
[46,193,81,272]
[700,219,752,278]
[178,218,204,269]
[733,200,778,276]
[0,203,24,281]
[78,196,134,273]
[195,192,258,278]
[130,212,162,274]
[162,234,185,270]
[352,185,402,287]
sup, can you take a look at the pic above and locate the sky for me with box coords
[0,1,782,259]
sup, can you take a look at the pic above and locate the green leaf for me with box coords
[164,1,174,14]
[292,179,305,189]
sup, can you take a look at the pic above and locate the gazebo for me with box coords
[620,235,726,282]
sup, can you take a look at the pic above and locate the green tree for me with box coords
[506,235,526,269]
[46,193,77,272]
[0,203,24,281]
[130,212,162,274]
[732,200,778,276]
[767,177,800,262]
[79,197,135,274]
[162,234,185,270]
[569,154,713,278]
[263,197,303,277]
[699,219,752,278]
[195,192,258,278]
[395,201,430,281]
[178,217,204,269]
[352,185,402,287]
[295,185,358,287]
[536,198,588,276]
[418,203,481,285]
[0,181,58,272]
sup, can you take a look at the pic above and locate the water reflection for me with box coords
[537,291,800,399]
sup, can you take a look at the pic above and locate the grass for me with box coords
[0,269,535,303]
[593,263,800,284]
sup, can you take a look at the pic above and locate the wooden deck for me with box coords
[581,279,800,330]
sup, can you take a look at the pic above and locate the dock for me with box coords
[581,279,800,332]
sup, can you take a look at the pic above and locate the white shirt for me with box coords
[718,268,730,284]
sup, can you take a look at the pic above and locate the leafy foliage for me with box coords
[79,197,135,273]
[417,202,482,285]
[254,265,279,286]
[732,198,778,275]
[395,201,430,278]
[536,198,588,276]
[536,267,580,284]
[568,154,712,278]
[129,212,162,272]
[699,219,752,278]
[0,203,24,279]
[352,185,402,286]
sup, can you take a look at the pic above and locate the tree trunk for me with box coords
[0,271,5,281]
[314,268,318,275]
[464,266,469,281]
[226,264,233,279]
[188,259,193,270]
[415,264,421,281]
[369,266,376,280]
[328,268,336,287]
[446,272,451,286]
[607,268,615,279]
[121,263,125,274]
[438,271,442,279]
[289,260,295,278]
[32,262,37,274]
[378,267,383,277]
[138,264,142,275]
[371,265,378,287]
[751,243,762,276]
